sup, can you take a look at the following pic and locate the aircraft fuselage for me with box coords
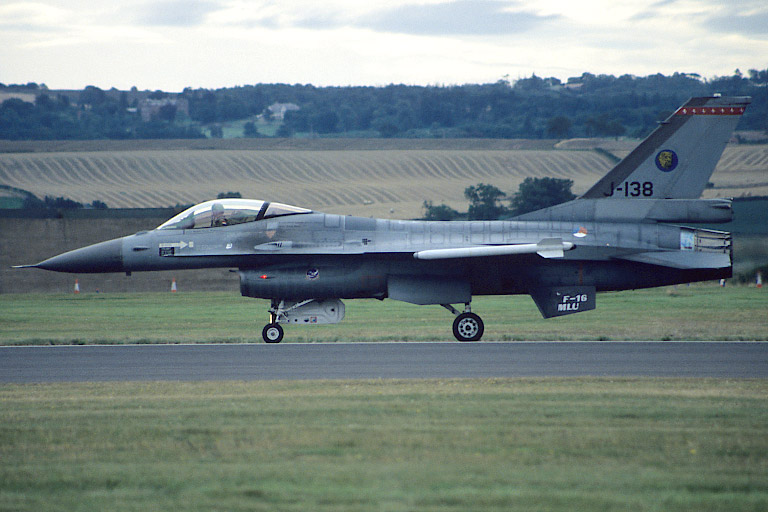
[36,212,730,298]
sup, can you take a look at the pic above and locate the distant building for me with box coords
[267,102,299,120]
[0,92,36,104]
[138,98,189,122]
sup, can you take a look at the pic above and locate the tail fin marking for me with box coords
[581,96,750,200]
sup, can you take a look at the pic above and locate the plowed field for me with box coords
[1,140,766,218]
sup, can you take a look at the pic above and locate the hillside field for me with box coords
[1,139,766,219]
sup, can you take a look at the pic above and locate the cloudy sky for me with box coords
[1,0,767,91]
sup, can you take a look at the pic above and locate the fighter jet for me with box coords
[15,96,750,342]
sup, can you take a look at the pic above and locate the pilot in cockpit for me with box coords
[211,203,228,227]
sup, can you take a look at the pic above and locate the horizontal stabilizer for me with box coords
[413,239,573,260]
[617,251,731,269]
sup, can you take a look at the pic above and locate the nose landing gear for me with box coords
[261,307,284,343]
[442,303,484,342]
[260,298,346,343]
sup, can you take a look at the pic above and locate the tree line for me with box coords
[423,178,577,220]
[1,69,766,140]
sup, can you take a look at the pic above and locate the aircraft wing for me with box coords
[615,251,731,269]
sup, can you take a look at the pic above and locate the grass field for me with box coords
[2,285,767,345]
[1,378,766,511]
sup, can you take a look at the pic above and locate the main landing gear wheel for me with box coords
[262,323,284,343]
[452,312,484,342]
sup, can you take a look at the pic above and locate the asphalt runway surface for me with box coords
[1,342,767,383]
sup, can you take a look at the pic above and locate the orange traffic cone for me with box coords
[171,278,177,293]
[74,279,80,294]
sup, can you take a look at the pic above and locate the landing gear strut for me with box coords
[260,298,346,343]
[442,303,484,342]
[261,305,284,343]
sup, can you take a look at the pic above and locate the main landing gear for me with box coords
[442,303,484,342]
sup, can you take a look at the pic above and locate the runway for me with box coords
[1,342,766,383]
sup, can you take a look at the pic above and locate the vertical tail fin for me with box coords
[581,96,750,200]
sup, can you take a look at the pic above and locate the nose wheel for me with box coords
[443,303,484,342]
[262,322,284,343]
[262,301,284,343]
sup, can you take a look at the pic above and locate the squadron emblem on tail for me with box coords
[655,149,678,172]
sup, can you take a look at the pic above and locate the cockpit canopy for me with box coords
[157,199,311,230]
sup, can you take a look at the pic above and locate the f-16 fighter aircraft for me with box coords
[16,96,750,342]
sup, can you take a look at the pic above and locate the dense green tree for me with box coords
[21,194,108,210]
[135,121,205,139]
[79,86,106,106]
[208,125,223,138]
[585,114,626,137]
[157,104,177,122]
[243,121,260,137]
[275,122,294,137]
[422,200,461,221]
[374,118,400,138]
[44,196,83,209]
[509,177,576,216]
[465,183,509,220]
[312,110,340,134]
[546,116,572,138]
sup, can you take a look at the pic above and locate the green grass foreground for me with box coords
[1,285,767,344]
[1,379,766,511]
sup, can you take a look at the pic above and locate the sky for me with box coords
[1,0,767,91]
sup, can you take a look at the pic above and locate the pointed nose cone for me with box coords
[35,238,124,273]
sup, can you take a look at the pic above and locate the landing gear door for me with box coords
[529,286,596,319]
[276,299,345,325]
